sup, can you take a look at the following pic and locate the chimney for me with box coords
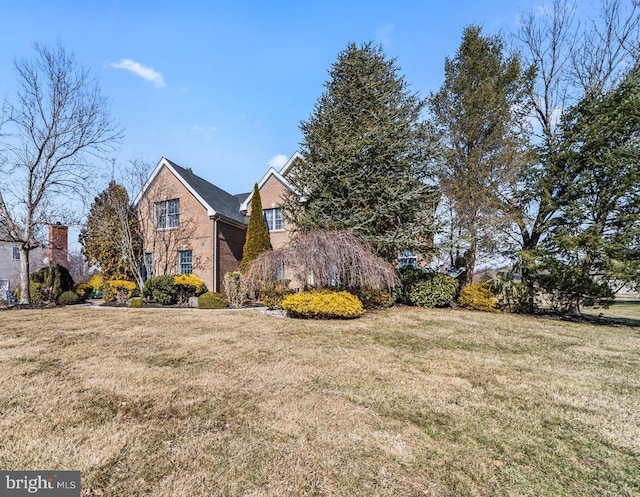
[48,223,68,268]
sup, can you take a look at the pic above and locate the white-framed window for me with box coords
[12,247,20,260]
[399,250,418,268]
[179,250,192,274]
[263,208,284,231]
[154,199,180,229]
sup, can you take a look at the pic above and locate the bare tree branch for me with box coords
[0,42,121,303]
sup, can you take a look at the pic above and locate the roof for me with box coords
[133,157,248,227]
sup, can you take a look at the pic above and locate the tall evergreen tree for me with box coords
[79,181,142,281]
[240,184,271,272]
[536,65,640,312]
[284,42,439,262]
[429,25,534,285]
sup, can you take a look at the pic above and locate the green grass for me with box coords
[0,307,638,496]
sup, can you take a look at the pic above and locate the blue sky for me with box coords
[0,0,546,196]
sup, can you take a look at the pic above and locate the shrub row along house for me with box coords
[132,154,301,294]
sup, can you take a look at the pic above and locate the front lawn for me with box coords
[1,307,638,496]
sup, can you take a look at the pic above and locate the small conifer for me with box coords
[240,184,271,272]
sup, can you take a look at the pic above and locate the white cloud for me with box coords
[268,154,288,169]
[109,59,166,88]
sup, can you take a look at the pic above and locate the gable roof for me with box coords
[133,157,247,226]
[239,152,301,213]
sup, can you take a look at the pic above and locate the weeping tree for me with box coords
[245,230,399,293]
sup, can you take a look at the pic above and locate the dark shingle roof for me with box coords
[234,192,251,205]
[165,159,247,225]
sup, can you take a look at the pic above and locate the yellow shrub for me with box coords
[457,284,499,312]
[282,290,364,319]
[108,279,137,303]
[174,274,208,303]
[87,273,105,292]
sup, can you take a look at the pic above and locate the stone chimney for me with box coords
[48,223,68,268]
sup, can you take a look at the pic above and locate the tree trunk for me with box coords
[19,246,30,304]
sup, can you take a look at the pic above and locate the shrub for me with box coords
[28,282,44,304]
[486,271,531,313]
[198,291,227,309]
[144,275,177,305]
[87,274,105,298]
[29,264,74,303]
[73,283,93,302]
[282,290,364,319]
[108,279,137,303]
[128,297,144,308]
[260,280,294,310]
[352,287,394,309]
[57,290,79,305]
[458,283,499,312]
[406,272,458,308]
[174,274,208,303]
[224,271,246,308]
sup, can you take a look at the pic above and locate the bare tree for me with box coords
[67,249,91,283]
[0,43,121,303]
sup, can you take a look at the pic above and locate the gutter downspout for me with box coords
[213,216,219,293]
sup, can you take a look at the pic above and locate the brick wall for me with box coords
[47,223,68,268]
[137,166,216,290]
[247,174,293,249]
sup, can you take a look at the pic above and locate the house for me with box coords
[134,158,249,294]
[0,223,69,298]
[239,152,301,249]
[133,155,301,295]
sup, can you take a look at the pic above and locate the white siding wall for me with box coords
[0,242,47,289]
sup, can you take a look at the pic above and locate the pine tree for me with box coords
[284,42,439,262]
[536,65,640,312]
[429,25,533,286]
[240,184,271,272]
[79,181,142,281]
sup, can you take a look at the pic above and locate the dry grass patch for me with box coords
[0,307,638,496]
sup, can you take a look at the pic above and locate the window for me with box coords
[144,252,154,280]
[399,250,418,268]
[12,247,20,260]
[154,199,180,229]
[263,208,284,231]
[178,250,192,274]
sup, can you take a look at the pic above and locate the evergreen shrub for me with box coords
[144,275,177,305]
[352,287,394,309]
[30,264,74,303]
[174,274,208,303]
[128,297,144,308]
[406,272,458,308]
[108,279,137,303]
[260,280,294,310]
[282,290,364,319]
[73,283,93,301]
[57,291,80,305]
[198,291,227,309]
[457,284,499,312]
